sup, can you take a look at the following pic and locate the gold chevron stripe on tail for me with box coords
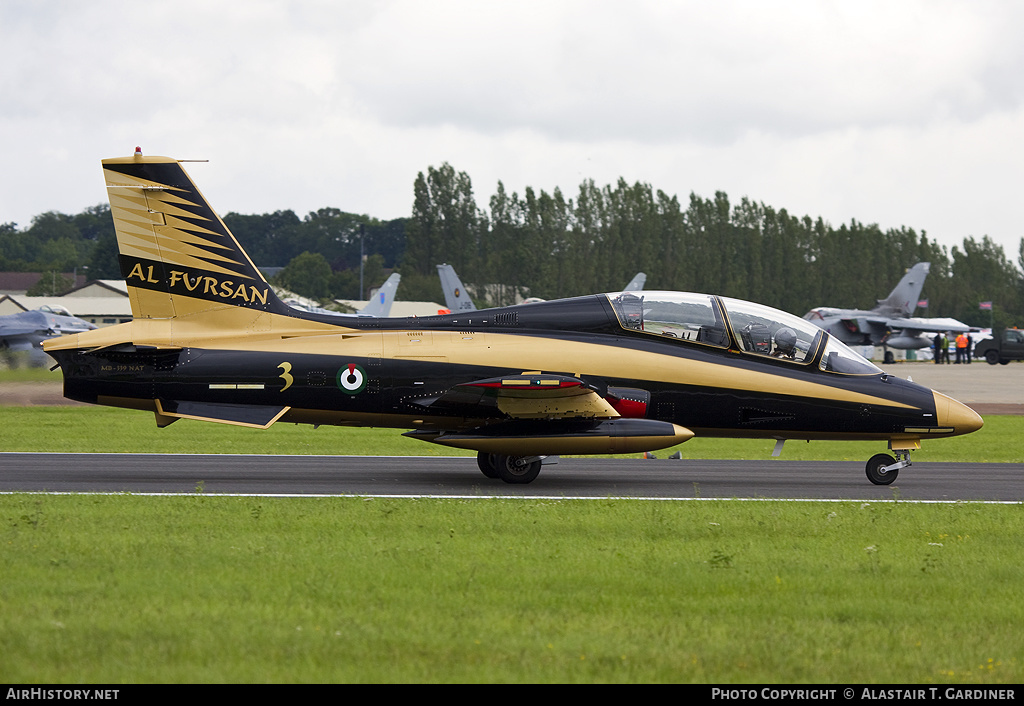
[102,152,278,320]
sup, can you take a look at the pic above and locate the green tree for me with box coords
[276,251,333,300]
[404,163,487,278]
[26,271,74,296]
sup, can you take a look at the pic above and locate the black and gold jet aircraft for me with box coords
[43,150,983,485]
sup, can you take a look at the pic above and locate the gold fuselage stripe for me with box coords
[50,298,917,413]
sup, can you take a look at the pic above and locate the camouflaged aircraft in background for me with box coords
[436,264,645,313]
[44,150,982,485]
[804,262,971,363]
[1,305,96,367]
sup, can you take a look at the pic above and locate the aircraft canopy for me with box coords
[608,291,882,375]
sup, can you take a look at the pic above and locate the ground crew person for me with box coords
[955,332,968,363]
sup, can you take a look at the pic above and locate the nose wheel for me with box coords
[865,449,911,485]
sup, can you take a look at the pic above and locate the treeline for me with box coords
[0,207,120,292]
[402,163,1024,328]
[0,205,407,300]
[4,166,1024,327]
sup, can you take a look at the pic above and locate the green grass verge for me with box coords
[0,366,62,382]
[1,405,1021,462]
[1,495,1021,683]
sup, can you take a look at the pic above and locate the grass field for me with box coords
[1,404,1021,462]
[1,494,1022,683]
[2,375,1022,683]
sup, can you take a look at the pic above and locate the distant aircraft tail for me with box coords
[623,272,646,292]
[437,263,477,312]
[102,149,291,321]
[874,262,930,317]
[359,273,400,317]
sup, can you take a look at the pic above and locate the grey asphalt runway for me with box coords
[2,453,1021,502]
[2,362,1021,501]
[876,360,1024,413]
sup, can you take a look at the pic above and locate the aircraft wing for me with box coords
[418,373,620,419]
[886,317,971,334]
[403,373,690,455]
[838,315,890,339]
[1,311,96,337]
[0,322,43,339]
[399,370,688,454]
[0,311,53,339]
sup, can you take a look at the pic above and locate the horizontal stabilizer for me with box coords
[404,418,693,455]
[155,399,290,429]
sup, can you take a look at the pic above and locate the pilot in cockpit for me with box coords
[772,326,797,359]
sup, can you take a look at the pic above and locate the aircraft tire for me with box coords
[865,453,898,485]
[495,455,542,484]
[476,452,500,479]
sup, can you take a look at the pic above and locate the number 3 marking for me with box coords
[278,362,294,392]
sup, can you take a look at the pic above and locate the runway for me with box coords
[3,363,1021,502]
[2,453,1021,502]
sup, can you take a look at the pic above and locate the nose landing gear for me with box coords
[866,441,917,485]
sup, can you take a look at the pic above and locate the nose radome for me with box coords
[933,391,984,436]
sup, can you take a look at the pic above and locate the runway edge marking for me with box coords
[1,491,1020,504]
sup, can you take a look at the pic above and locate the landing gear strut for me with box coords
[494,455,543,484]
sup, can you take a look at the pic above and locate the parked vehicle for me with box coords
[975,328,1024,365]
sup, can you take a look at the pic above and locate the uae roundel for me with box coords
[337,363,367,394]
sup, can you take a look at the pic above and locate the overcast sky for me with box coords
[2,0,1023,263]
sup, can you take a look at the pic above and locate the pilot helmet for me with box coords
[774,327,797,356]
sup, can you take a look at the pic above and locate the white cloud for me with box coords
[1,0,1022,261]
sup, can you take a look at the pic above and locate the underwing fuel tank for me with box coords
[405,418,695,455]
[885,334,932,350]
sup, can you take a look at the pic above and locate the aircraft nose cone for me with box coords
[933,391,984,436]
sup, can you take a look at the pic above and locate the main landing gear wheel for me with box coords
[866,453,898,485]
[476,452,500,479]
[495,455,542,484]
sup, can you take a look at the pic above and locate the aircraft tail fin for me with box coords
[437,263,477,312]
[359,273,400,317]
[102,150,290,321]
[875,262,930,317]
[624,272,646,291]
